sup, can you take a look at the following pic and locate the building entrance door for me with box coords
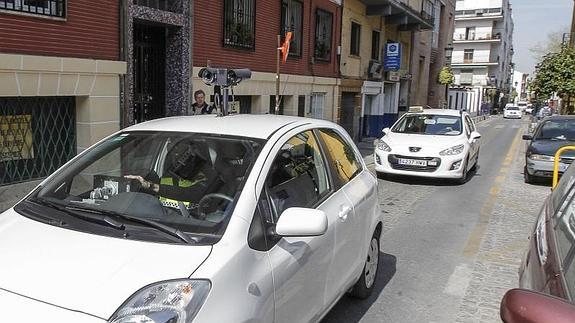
[341,92,356,141]
[133,23,166,123]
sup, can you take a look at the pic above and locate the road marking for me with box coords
[463,129,522,258]
[444,264,472,297]
[495,125,505,129]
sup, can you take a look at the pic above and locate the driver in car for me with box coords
[125,140,218,210]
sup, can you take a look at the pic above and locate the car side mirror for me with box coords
[500,289,575,323]
[471,132,481,140]
[275,208,328,237]
[382,128,390,136]
[523,134,533,140]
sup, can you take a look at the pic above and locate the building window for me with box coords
[371,30,380,60]
[350,22,361,56]
[224,0,256,49]
[311,93,325,119]
[461,69,473,85]
[465,27,476,40]
[463,49,474,63]
[0,0,66,18]
[314,9,333,61]
[281,0,303,56]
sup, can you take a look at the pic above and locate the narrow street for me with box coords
[323,116,549,322]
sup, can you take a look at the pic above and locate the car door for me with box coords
[257,129,342,323]
[316,128,375,296]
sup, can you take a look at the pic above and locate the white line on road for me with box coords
[444,264,472,297]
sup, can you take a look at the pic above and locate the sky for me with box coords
[512,0,573,75]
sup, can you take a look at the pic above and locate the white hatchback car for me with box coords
[374,108,481,183]
[0,115,382,323]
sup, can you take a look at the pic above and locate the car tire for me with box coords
[349,231,380,299]
[524,167,534,184]
[457,157,469,184]
[470,151,479,172]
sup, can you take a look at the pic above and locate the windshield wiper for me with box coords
[97,209,194,244]
[32,198,125,230]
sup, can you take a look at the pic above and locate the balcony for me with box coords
[453,33,502,43]
[362,0,435,31]
[455,8,503,21]
[452,60,499,67]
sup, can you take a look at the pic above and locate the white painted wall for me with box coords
[456,0,503,11]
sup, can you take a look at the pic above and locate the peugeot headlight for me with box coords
[529,154,555,162]
[109,280,211,323]
[376,140,392,152]
[439,144,465,156]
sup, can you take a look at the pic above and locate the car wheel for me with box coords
[457,157,469,184]
[524,166,534,184]
[470,151,479,172]
[349,231,380,299]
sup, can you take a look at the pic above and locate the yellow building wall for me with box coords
[340,0,385,79]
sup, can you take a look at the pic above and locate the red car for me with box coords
[518,160,575,300]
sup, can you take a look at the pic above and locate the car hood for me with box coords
[0,208,212,320]
[529,140,575,157]
[382,132,466,153]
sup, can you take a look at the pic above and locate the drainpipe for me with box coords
[119,0,129,128]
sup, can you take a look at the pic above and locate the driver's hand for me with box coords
[124,175,159,192]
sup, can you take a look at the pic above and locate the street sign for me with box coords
[384,43,401,71]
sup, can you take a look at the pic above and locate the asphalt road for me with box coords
[323,116,548,322]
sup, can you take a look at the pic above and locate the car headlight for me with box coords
[109,279,211,323]
[439,144,465,156]
[376,140,392,152]
[529,154,555,162]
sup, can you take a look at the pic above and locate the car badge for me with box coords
[409,147,421,152]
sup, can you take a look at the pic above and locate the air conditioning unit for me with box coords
[368,60,383,79]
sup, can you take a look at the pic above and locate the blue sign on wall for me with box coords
[384,43,401,71]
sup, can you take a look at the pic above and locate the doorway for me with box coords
[133,23,166,123]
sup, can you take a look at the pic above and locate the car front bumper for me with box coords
[504,114,522,119]
[374,150,467,179]
[526,158,570,178]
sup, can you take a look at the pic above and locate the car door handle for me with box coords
[338,205,352,221]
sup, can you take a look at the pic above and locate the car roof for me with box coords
[407,109,463,117]
[542,115,575,121]
[123,114,334,139]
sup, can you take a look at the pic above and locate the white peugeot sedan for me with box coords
[374,108,481,183]
[0,115,382,323]
[504,106,522,119]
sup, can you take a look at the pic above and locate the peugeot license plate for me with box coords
[397,158,427,167]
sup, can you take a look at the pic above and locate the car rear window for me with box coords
[506,107,520,111]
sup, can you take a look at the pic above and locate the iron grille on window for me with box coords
[281,0,303,56]
[0,0,65,18]
[1,97,76,186]
[314,9,332,61]
[224,0,255,49]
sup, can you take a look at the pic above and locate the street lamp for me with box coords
[444,43,454,108]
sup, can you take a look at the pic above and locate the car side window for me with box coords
[265,130,330,221]
[318,129,362,187]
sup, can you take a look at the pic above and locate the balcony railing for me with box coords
[0,0,66,18]
[455,8,502,18]
[454,33,502,41]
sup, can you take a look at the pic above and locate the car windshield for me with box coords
[534,119,575,141]
[22,131,264,244]
[392,114,462,136]
[506,107,520,111]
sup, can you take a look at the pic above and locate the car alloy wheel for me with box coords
[349,231,380,299]
[365,238,379,289]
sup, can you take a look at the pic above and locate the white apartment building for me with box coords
[448,0,514,114]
